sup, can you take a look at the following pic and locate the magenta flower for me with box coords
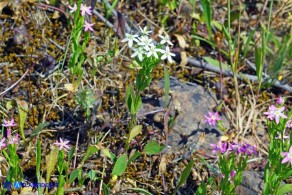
[84,21,94,32]
[228,142,239,152]
[281,146,292,165]
[210,141,227,154]
[54,138,70,150]
[230,170,236,178]
[263,105,287,124]
[0,138,6,150]
[276,96,284,105]
[2,118,17,127]
[80,4,92,16]
[237,143,258,156]
[204,112,221,126]
[68,3,77,13]
[8,134,19,145]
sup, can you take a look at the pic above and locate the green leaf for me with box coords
[100,147,116,162]
[200,0,212,39]
[102,182,110,195]
[45,148,59,183]
[128,125,142,144]
[276,184,292,195]
[243,30,255,59]
[69,168,80,184]
[68,146,76,164]
[88,170,96,181]
[36,140,41,178]
[14,98,28,140]
[164,66,170,108]
[81,145,99,165]
[196,181,207,195]
[105,0,119,18]
[174,160,194,194]
[255,46,263,84]
[112,153,128,176]
[143,141,165,155]
[30,122,50,138]
[203,56,230,71]
[128,151,141,164]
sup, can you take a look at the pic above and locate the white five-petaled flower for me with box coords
[139,26,151,36]
[122,33,139,48]
[138,35,153,51]
[159,34,173,45]
[68,3,77,13]
[147,43,160,58]
[160,46,175,63]
[131,47,144,61]
[80,4,92,16]
[84,21,94,32]
[54,138,70,150]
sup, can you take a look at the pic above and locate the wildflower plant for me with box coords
[197,114,258,194]
[1,118,23,186]
[122,27,175,145]
[67,0,94,83]
[262,97,292,194]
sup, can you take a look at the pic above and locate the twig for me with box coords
[49,39,65,51]
[92,10,116,31]
[0,69,29,96]
[36,3,69,18]
[187,57,292,93]
[73,130,80,169]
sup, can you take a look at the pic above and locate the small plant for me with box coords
[66,1,95,84]
[262,97,292,194]
[75,88,97,119]
[1,118,23,190]
[122,26,175,144]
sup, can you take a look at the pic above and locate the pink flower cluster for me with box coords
[210,140,258,156]
[68,3,94,32]
[0,118,19,150]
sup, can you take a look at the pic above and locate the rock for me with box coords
[140,77,230,157]
[236,171,264,194]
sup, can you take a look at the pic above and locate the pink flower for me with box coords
[54,138,70,150]
[263,105,287,124]
[210,140,227,154]
[276,96,284,105]
[281,146,292,165]
[68,3,77,13]
[2,118,17,127]
[84,21,94,32]
[8,134,19,145]
[286,118,292,128]
[204,112,221,126]
[0,138,6,150]
[80,4,92,16]
[230,170,236,178]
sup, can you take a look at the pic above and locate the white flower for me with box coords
[138,35,153,51]
[159,34,173,45]
[122,33,139,48]
[131,47,144,61]
[139,26,151,35]
[68,3,77,13]
[147,43,160,58]
[160,46,175,63]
